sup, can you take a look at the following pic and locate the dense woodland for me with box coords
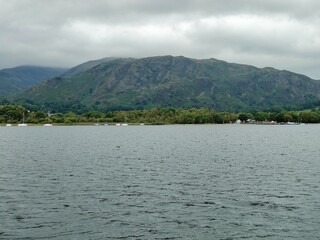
[1,104,320,124]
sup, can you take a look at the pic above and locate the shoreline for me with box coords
[0,122,310,127]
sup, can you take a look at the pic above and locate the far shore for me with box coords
[0,122,310,127]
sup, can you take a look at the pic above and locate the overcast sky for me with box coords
[1,0,320,79]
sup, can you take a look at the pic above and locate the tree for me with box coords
[64,111,78,123]
[255,112,268,122]
[300,112,319,123]
[0,105,26,122]
[213,113,224,124]
[238,113,249,122]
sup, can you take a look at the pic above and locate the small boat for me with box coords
[6,124,12,127]
[18,112,28,127]
[44,123,53,127]
[287,122,305,125]
[121,123,128,126]
[115,123,121,126]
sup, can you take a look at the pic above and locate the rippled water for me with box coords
[1,125,320,239]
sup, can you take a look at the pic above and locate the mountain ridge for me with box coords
[11,55,320,112]
[0,65,67,97]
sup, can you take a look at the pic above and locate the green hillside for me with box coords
[0,66,66,97]
[60,57,117,78]
[13,56,320,112]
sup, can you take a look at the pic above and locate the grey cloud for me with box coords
[0,0,320,79]
[3,0,320,25]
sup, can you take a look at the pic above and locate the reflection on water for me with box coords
[1,125,320,239]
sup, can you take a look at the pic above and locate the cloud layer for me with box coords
[1,0,320,78]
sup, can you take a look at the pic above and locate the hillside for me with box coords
[13,56,320,112]
[61,57,117,78]
[0,66,66,97]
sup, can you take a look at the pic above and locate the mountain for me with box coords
[61,57,118,78]
[0,66,67,97]
[12,56,320,112]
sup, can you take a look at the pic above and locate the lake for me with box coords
[1,125,320,239]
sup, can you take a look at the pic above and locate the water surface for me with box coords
[1,125,320,239]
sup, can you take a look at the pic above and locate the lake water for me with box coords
[1,125,320,239]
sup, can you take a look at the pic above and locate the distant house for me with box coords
[246,119,256,124]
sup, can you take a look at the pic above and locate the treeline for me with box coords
[1,104,320,124]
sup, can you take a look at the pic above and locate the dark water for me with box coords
[1,125,320,239]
